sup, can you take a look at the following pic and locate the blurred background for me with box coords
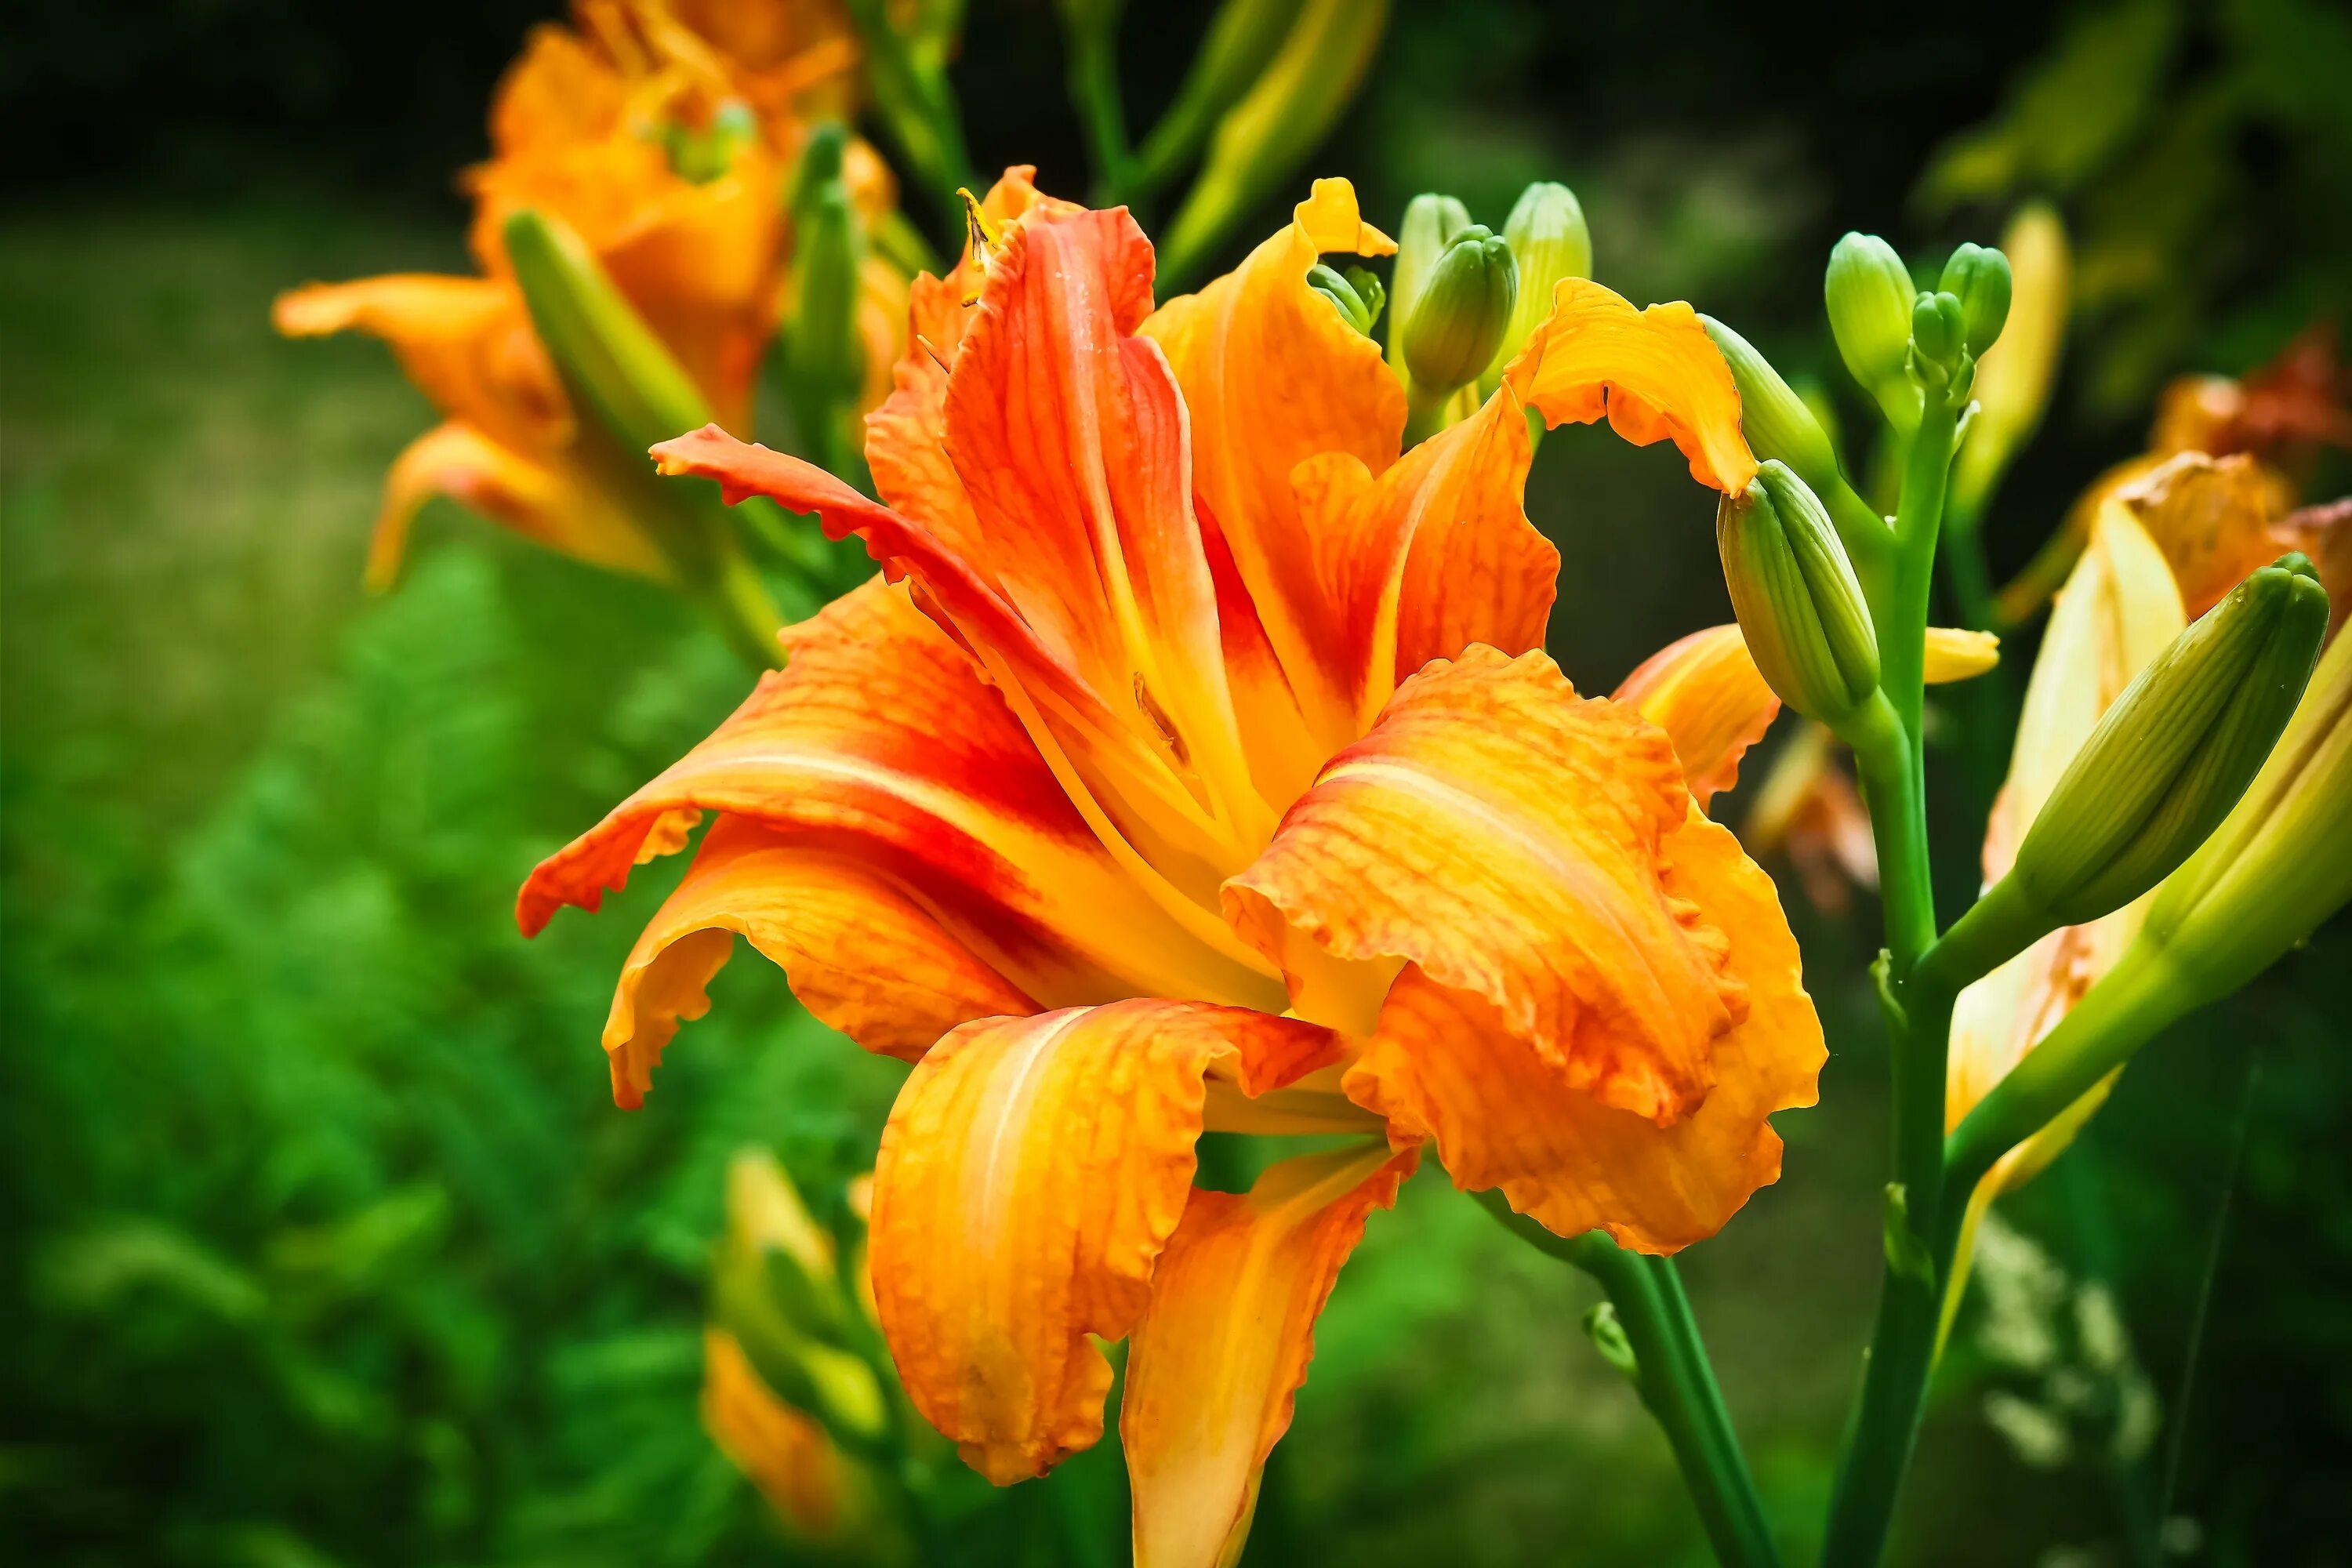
[5,1,2350,1563]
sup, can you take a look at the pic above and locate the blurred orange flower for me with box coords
[2002,326,2352,626]
[520,172,1823,1565]
[273,0,901,589]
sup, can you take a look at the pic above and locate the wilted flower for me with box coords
[521,172,1821,1565]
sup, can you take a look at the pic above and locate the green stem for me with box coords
[1847,692,1936,971]
[1821,390,1965,1568]
[1484,1196,1780,1568]
[695,539,788,670]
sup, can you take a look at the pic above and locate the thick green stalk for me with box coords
[1484,1196,1780,1568]
[1822,392,1965,1567]
[1847,693,1936,971]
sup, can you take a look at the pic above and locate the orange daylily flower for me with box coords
[274,0,899,589]
[521,172,1824,1563]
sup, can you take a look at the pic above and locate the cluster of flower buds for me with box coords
[1823,230,2015,430]
[1381,182,1592,441]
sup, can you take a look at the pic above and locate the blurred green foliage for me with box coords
[6,2,2352,1565]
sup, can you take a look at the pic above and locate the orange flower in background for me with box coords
[273,0,899,589]
[2002,325,2352,626]
[520,172,1824,1564]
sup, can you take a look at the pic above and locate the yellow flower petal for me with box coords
[369,420,668,590]
[1611,625,1781,810]
[1348,800,1822,1252]
[1143,178,1406,750]
[1123,1144,1414,1568]
[1504,278,1759,494]
[1229,647,1756,1123]
[519,578,1285,1105]
[867,1000,1345,1484]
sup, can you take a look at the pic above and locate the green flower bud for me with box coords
[1401,225,1519,398]
[1716,459,1882,726]
[2137,618,2352,1006]
[2009,555,2328,926]
[1482,180,1592,391]
[1700,315,1841,495]
[1940,241,2013,356]
[1910,289,1966,372]
[1308,261,1384,336]
[780,124,869,473]
[1386,192,1472,378]
[505,207,712,461]
[1947,599,2348,1199]
[1826,231,1920,427]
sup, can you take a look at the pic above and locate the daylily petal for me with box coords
[1346,804,1823,1251]
[1504,278,1759,495]
[2116,450,2286,619]
[1226,647,1749,1123]
[1143,178,1406,748]
[273,274,568,456]
[369,420,669,590]
[1123,1144,1414,1568]
[664,204,1280,891]
[485,23,631,162]
[651,428,1276,970]
[519,578,1285,1102]
[2273,497,2352,643]
[1611,625,1780,810]
[867,1000,1344,1484]
[1303,382,1559,730]
[941,205,1264,848]
[597,815,1040,1106]
[1923,626,2002,682]
[866,166,1065,554]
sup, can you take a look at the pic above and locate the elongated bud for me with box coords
[1948,609,2349,1199]
[1717,459,1881,726]
[2009,555,2328,925]
[1402,225,1518,397]
[1700,316,1841,495]
[1940,242,2013,357]
[2138,621,2352,1004]
[780,125,868,471]
[505,207,711,459]
[1154,0,1390,292]
[1482,181,1591,390]
[1826,231,1920,427]
[1386,191,1472,377]
[1307,261,1384,336]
